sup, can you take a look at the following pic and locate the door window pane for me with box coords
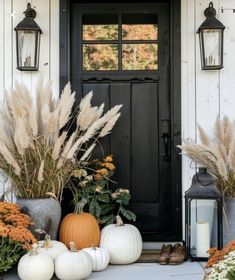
[122,44,158,70]
[83,25,118,41]
[83,44,118,70]
[122,24,158,40]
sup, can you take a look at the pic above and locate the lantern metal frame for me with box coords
[197,2,225,70]
[14,3,42,71]
[185,167,223,262]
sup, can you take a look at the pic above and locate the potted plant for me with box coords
[179,116,235,245]
[0,80,121,239]
[0,201,37,274]
[69,154,136,225]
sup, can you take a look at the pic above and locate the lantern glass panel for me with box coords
[189,199,218,258]
[17,30,39,69]
[201,29,222,67]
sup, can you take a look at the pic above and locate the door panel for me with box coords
[131,82,158,203]
[82,81,163,235]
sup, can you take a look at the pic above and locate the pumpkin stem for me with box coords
[35,228,52,248]
[44,234,52,249]
[29,243,39,256]
[116,215,124,226]
[74,198,87,214]
[69,241,77,252]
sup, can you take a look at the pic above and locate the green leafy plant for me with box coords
[0,80,121,199]
[70,155,136,225]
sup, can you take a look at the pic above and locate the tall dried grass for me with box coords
[179,116,235,197]
[0,80,121,200]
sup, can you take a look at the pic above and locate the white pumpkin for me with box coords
[18,244,54,280]
[55,241,92,280]
[100,215,142,264]
[38,234,68,261]
[82,247,109,271]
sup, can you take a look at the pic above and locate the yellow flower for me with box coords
[96,168,109,176]
[104,155,113,162]
[101,162,115,170]
[94,174,103,181]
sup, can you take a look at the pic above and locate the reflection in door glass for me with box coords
[122,44,158,70]
[122,24,158,40]
[83,44,118,70]
[83,25,119,41]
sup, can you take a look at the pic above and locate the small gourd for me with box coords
[18,244,54,280]
[55,241,92,280]
[59,199,100,249]
[37,229,68,261]
[100,215,142,264]
[82,247,109,272]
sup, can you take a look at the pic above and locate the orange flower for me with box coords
[104,155,113,162]
[101,162,115,171]
[0,202,37,252]
[206,240,235,268]
[94,174,103,181]
[96,168,109,176]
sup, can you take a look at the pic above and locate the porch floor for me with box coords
[4,262,205,280]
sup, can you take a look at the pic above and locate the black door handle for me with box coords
[162,132,170,161]
[161,119,171,162]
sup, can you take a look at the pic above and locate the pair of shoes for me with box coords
[159,243,186,265]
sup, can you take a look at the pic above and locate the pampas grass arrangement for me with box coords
[179,116,235,198]
[0,80,121,200]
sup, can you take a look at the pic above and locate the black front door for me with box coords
[61,0,181,241]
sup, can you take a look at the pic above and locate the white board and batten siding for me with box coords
[0,0,59,196]
[1,0,235,234]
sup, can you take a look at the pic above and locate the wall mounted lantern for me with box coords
[14,3,42,71]
[185,167,223,261]
[197,2,225,70]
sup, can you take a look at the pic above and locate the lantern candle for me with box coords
[196,221,210,257]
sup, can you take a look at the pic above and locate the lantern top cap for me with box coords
[14,3,42,33]
[198,1,225,31]
[204,2,216,18]
[185,167,222,199]
[24,3,36,19]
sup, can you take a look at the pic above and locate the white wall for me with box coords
[181,0,235,191]
[0,0,59,195]
[1,0,235,236]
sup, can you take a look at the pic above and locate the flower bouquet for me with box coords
[0,201,36,273]
[70,155,136,225]
[205,243,235,279]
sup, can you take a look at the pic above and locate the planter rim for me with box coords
[17,197,59,202]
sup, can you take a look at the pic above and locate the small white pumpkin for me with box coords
[37,230,68,261]
[18,244,54,280]
[55,241,92,280]
[82,247,109,271]
[100,215,142,264]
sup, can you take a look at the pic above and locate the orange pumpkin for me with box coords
[59,199,100,249]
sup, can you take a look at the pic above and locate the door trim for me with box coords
[59,0,182,241]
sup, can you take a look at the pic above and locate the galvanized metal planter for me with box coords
[17,198,61,240]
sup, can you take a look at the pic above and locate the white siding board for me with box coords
[195,0,220,135]
[50,0,60,95]
[181,0,197,194]
[220,1,235,119]
[0,0,4,100]
[4,2,13,89]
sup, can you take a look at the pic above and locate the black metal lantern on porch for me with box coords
[197,2,225,70]
[14,3,42,71]
[185,167,223,261]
